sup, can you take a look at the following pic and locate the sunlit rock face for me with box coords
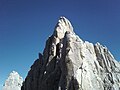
[21,17,120,90]
[3,71,23,90]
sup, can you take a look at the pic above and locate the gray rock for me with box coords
[21,17,120,90]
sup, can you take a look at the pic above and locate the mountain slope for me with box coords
[2,71,23,90]
[21,17,120,90]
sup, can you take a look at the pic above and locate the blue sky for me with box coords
[0,0,120,89]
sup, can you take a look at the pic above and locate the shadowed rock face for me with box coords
[21,17,120,90]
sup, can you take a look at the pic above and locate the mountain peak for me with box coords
[58,16,73,31]
[21,17,120,90]
[53,16,74,39]
[2,71,23,90]
[9,71,19,75]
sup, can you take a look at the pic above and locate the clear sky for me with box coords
[0,0,120,89]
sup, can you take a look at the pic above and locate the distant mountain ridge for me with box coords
[2,71,23,90]
[21,17,120,90]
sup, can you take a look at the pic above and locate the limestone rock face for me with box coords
[21,17,120,90]
[3,71,23,90]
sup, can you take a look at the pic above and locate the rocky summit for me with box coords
[2,71,23,90]
[21,17,120,90]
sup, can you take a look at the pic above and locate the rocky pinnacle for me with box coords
[21,17,120,90]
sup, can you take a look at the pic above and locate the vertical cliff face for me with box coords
[3,71,23,90]
[21,17,120,90]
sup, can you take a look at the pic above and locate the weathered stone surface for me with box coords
[21,17,120,90]
[3,71,23,90]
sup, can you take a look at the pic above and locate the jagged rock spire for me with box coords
[21,17,120,90]
[53,16,74,39]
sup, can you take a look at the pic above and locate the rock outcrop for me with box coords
[21,17,120,90]
[2,71,23,90]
